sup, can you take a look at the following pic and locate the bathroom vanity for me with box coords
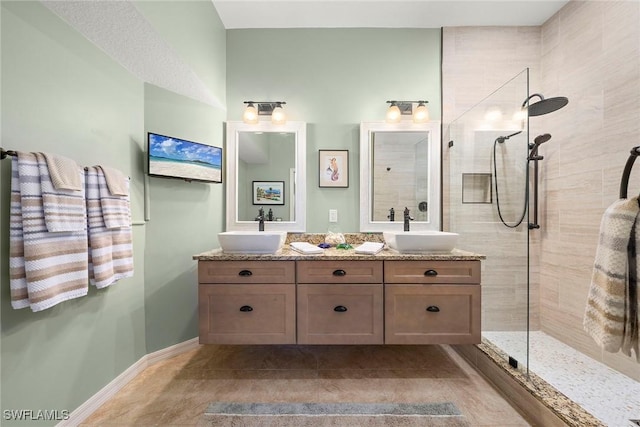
[194,245,483,346]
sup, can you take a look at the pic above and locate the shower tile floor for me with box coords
[484,331,640,427]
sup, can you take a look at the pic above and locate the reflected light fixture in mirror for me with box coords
[385,100,429,124]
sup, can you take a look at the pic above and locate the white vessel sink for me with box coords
[383,230,459,253]
[218,231,287,254]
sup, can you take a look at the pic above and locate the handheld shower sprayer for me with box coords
[528,133,552,160]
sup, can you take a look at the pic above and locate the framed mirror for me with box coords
[226,121,306,232]
[359,121,441,232]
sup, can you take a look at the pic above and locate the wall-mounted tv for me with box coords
[147,132,222,183]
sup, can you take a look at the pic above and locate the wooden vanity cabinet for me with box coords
[198,261,296,344]
[296,260,384,344]
[384,260,481,345]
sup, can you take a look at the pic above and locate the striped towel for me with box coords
[96,166,131,229]
[584,198,640,360]
[37,152,86,232]
[86,166,134,289]
[9,152,89,312]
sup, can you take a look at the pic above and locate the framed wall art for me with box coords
[252,181,285,205]
[319,149,349,188]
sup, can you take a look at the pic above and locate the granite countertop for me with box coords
[193,232,485,261]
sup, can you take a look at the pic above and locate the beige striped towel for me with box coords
[584,197,640,361]
[86,166,134,289]
[96,166,131,229]
[36,152,86,232]
[9,152,89,312]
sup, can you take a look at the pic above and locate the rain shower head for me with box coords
[522,94,569,117]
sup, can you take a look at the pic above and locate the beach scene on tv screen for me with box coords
[149,134,222,182]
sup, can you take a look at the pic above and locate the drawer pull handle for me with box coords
[238,270,253,277]
[334,305,348,312]
[332,269,347,277]
[239,305,254,312]
[426,305,440,313]
[424,269,438,277]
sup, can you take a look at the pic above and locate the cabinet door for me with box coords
[385,284,481,344]
[199,284,296,344]
[297,283,384,344]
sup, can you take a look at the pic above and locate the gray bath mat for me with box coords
[200,402,472,426]
[205,402,461,416]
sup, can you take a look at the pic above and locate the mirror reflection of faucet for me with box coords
[388,207,395,221]
[403,207,414,232]
[255,207,265,231]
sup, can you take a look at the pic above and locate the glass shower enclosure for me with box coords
[444,68,532,372]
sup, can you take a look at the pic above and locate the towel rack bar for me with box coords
[1,148,95,172]
[1,148,17,159]
[619,146,640,200]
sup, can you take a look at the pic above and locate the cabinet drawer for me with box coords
[385,284,481,344]
[297,284,383,344]
[384,260,480,284]
[297,260,383,284]
[198,261,295,284]
[199,284,296,344]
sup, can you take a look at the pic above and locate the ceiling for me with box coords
[212,0,569,29]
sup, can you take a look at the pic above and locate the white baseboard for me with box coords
[57,337,200,427]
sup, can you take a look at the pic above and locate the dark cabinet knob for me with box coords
[238,270,253,277]
[332,269,347,277]
[426,305,440,313]
[334,305,348,312]
[239,305,253,312]
[424,269,438,277]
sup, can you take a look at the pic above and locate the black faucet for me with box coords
[388,207,395,221]
[403,207,414,231]
[255,207,265,231]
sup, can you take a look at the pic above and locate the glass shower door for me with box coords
[444,69,531,372]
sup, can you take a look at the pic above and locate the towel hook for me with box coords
[619,146,640,205]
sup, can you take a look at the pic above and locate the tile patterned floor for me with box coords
[81,344,531,426]
[484,331,640,427]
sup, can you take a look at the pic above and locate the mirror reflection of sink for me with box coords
[218,231,287,254]
[383,230,459,253]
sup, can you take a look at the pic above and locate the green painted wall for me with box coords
[227,28,441,232]
[0,2,145,424]
[143,83,225,353]
[0,0,226,422]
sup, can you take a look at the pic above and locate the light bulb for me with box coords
[243,103,258,124]
[271,103,286,125]
[413,102,429,123]
[386,104,401,123]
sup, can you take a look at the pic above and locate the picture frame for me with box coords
[319,149,349,188]
[252,181,285,205]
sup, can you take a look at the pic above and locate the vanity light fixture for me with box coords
[242,101,287,125]
[385,100,429,123]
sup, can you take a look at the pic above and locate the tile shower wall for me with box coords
[538,0,640,381]
[442,27,542,331]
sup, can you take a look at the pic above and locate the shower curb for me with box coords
[453,339,605,427]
